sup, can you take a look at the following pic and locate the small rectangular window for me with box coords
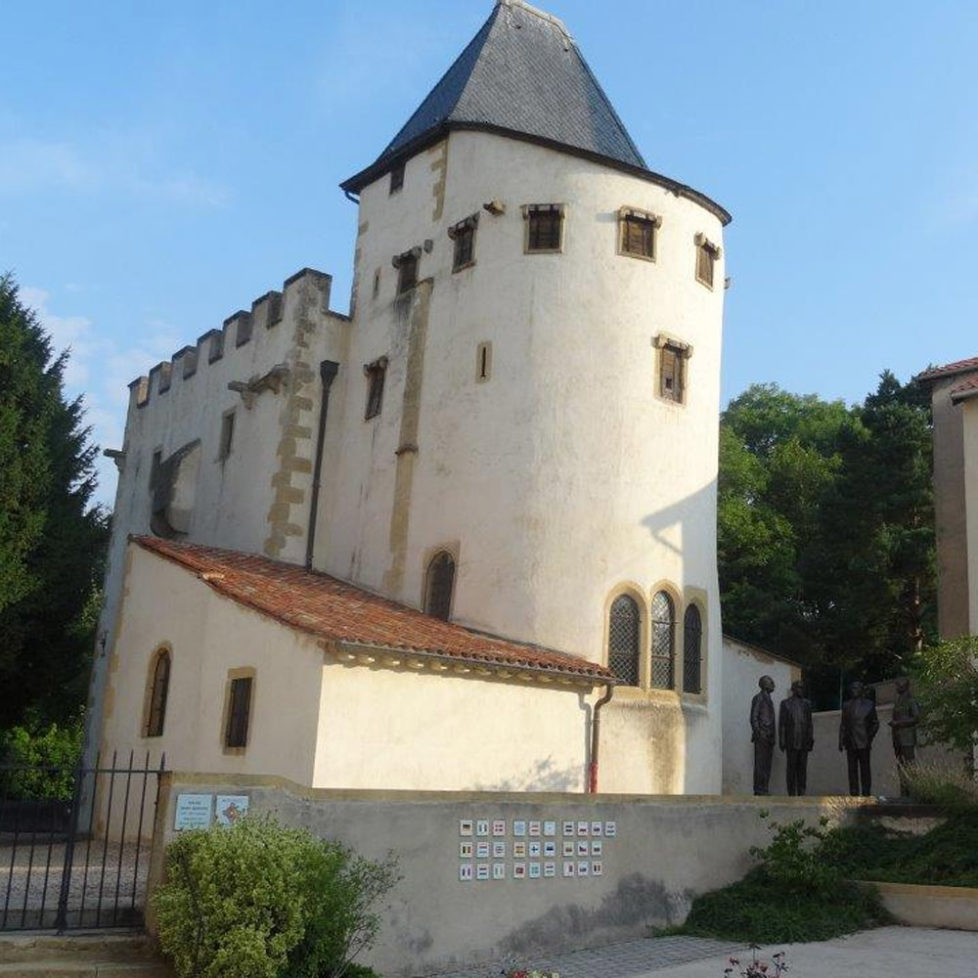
[225,676,253,749]
[389,162,405,194]
[695,233,721,289]
[219,410,235,460]
[449,215,478,271]
[372,268,381,299]
[393,249,419,294]
[523,204,564,253]
[364,357,388,420]
[655,335,691,405]
[619,208,660,261]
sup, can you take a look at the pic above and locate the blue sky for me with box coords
[3,1,977,506]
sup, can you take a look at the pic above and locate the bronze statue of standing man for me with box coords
[750,676,776,795]
[839,681,880,796]
[779,680,814,796]
[888,677,920,796]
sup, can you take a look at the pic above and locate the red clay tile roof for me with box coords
[916,356,978,384]
[951,375,978,403]
[133,537,614,684]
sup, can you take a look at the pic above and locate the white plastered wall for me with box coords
[318,131,727,792]
[963,399,978,633]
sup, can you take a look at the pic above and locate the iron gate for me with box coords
[0,751,165,931]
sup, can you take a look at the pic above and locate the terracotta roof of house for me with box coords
[133,536,614,685]
[951,375,978,403]
[915,355,978,384]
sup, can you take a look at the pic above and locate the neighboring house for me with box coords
[916,357,978,638]
[92,0,732,794]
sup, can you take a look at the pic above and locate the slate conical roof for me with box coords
[342,1,643,188]
[340,0,730,225]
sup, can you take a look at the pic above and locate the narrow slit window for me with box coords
[219,410,235,460]
[225,676,253,749]
[372,268,381,299]
[523,204,564,253]
[364,357,388,420]
[449,214,479,271]
[476,342,492,382]
[389,162,405,194]
[145,648,170,738]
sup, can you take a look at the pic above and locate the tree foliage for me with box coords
[911,635,978,763]
[0,273,108,728]
[718,375,935,704]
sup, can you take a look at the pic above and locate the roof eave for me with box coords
[340,122,732,226]
[951,386,978,406]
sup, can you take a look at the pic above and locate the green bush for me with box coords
[153,815,398,978]
[911,636,978,765]
[0,718,83,799]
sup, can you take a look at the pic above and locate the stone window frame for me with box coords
[604,584,647,688]
[681,598,706,697]
[221,667,256,755]
[617,206,661,262]
[141,644,172,739]
[522,204,566,254]
[653,333,693,406]
[694,232,721,290]
[650,584,680,691]
[392,247,421,294]
[449,214,479,272]
[218,408,236,461]
[363,356,388,421]
[423,545,458,621]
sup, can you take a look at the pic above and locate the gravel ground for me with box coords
[0,839,148,930]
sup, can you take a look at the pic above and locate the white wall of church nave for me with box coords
[324,130,725,668]
[963,400,978,633]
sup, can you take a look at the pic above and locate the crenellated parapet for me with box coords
[127,267,348,411]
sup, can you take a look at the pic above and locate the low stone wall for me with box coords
[147,773,874,976]
[865,881,978,931]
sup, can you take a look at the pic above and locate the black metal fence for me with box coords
[0,751,165,931]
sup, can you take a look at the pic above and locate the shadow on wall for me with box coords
[640,478,718,556]
[473,756,583,792]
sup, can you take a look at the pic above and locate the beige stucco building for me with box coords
[916,356,978,638]
[92,0,734,795]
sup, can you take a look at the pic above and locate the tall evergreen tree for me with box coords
[0,274,108,728]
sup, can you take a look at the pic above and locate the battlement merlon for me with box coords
[125,268,350,413]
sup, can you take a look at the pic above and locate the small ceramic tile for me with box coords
[492,862,505,880]
[513,820,527,837]
[562,861,575,877]
[543,862,556,878]
[492,819,506,836]
[476,863,490,880]
[459,863,473,881]
[476,820,490,837]
[605,821,617,837]
[459,842,473,858]
[513,842,527,858]
[591,840,603,856]
[513,862,526,879]
[592,860,603,876]
[528,841,541,857]
[543,841,557,857]
[459,819,473,836]
[543,820,557,837]
[492,841,506,858]
[577,820,589,836]
[528,820,541,836]
[528,862,541,879]
[476,842,490,859]
[577,860,589,877]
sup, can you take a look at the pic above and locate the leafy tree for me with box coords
[0,274,108,728]
[911,635,978,766]
[718,375,936,704]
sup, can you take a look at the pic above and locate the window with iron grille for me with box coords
[364,357,388,420]
[608,594,640,686]
[389,162,405,194]
[225,676,253,749]
[683,604,703,694]
[651,591,675,689]
[449,215,478,271]
[145,649,170,738]
[695,232,721,289]
[618,208,661,261]
[523,204,564,253]
[425,551,455,621]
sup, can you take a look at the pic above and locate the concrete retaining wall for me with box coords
[867,881,978,931]
[148,773,873,976]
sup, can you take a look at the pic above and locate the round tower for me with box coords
[325,0,730,792]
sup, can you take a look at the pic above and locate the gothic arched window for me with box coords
[425,552,456,621]
[683,604,703,694]
[651,591,676,689]
[145,648,171,738]
[608,594,641,686]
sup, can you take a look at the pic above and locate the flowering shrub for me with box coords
[506,971,559,978]
[724,945,787,977]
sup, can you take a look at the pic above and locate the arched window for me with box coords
[683,605,703,694]
[607,594,641,686]
[425,551,456,621]
[651,591,675,689]
[145,649,170,737]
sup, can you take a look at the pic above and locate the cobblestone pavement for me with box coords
[431,935,738,978]
[0,840,147,929]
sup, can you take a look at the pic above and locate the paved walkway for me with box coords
[430,927,978,977]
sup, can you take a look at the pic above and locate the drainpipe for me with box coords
[305,360,340,569]
[588,683,615,793]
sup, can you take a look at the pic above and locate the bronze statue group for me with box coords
[750,675,920,797]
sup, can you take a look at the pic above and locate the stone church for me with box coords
[91,0,734,794]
